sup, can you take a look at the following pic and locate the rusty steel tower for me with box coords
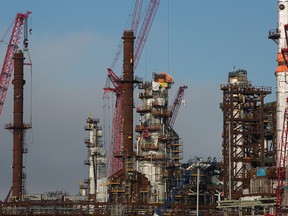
[108,31,149,207]
[220,69,273,200]
[5,50,31,199]
[122,30,135,157]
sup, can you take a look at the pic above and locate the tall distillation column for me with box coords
[122,30,134,155]
[108,31,149,205]
[136,73,175,202]
[122,30,135,202]
[276,1,288,167]
[5,50,31,199]
[84,116,107,202]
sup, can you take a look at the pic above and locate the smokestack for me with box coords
[11,50,25,198]
[122,30,135,155]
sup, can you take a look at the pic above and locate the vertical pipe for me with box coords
[260,93,265,167]
[12,50,25,199]
[228,121,232,199]
[122,30,135,154]
[121,30,135,203]
[196,167,200,216]
[92,155,97,201]
[276,0,288,167]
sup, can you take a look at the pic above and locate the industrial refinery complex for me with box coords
[1,1,288,216]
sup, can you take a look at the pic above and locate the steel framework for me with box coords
[221,75,272,199]
[263,101,277,165]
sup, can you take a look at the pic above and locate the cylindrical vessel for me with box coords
[12,50,25,198]
[276,1,288,167]
[122,30,135,154]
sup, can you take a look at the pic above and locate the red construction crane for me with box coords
[0,11,31,117]
[276,98,288,215]
[169,85,187,128]
[110,0,143,70]
[104,0,160,176]
[134,0,160,71]
[130,0,143,36]
[103,68,122,176]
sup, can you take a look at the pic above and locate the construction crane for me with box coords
[0,11,31,117]
[104,0,144,176]
[276,98,288,215]
[169,85,187,128]
[133,0,160,71]
[109,0,143,70]
[104,0,160,176]
[130,0,143,36]
[103,69,122,176]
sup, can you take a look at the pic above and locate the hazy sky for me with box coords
[0,1,278,198]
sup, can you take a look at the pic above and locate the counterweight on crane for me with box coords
[0,11,31,117]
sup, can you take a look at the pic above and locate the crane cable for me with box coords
[24,49,33,145]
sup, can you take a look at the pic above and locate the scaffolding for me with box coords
[135,72,185,204]
[220,69,274,200]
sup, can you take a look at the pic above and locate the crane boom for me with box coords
[0,11,31,117]
[134,0,160,71]
[104,68,123,176]
[130,0,143,35]
[169,85,187,127]
[103,68,121,93]
[110,0,144,70]
[108,95,123,176]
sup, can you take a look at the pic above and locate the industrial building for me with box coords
[220,69,274,199]
[218,69,276,215]
[2,0,288,216]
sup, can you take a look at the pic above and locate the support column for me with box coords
[11,50,25,199]
[122,30,135,154]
